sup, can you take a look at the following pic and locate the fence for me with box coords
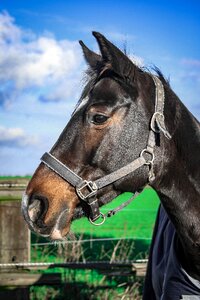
[0,180,30,263]
[0,179,148,299]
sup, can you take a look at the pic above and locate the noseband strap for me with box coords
[41,75,171,225]
[40,152,146,222]
[40,152,83,187]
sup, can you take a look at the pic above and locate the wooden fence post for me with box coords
[0,200,30,264]
[0,180,31,300]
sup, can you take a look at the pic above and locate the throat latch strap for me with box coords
[151,76,171,139]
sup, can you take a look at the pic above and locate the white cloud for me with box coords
[0,11,22,43]
[0,126,39,148]
[179,58,200,83]
[0,12,145,107]
[181,59,200,67]
[0,11,84,105]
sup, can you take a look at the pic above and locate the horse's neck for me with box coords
[155,95,200,192]
[153,103,200,278]
[164,105,199,191]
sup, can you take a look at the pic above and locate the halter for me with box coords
[41,75,171,225]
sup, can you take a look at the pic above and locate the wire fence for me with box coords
[0,181,155,299]
[31,236,151,247]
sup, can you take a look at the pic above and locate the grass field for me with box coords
[71,187,159,239]
[31,186,160,262]
[0,176,160,257]
[0,175,31,180]
[1,177,159,298]
[30,187,160,299]
[0,176,160,243]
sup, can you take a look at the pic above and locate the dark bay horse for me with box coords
[22,32,200,298]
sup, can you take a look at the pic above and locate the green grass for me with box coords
[0,177,159,258]
[31,187,160,263]
[0,195,22,201]
[0,177,159,241]
[0,175,31,180]
[30,187,159,299]
[71,187,159,240]
[1,180,159,298]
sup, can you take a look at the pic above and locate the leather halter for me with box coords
[41,75,171,225]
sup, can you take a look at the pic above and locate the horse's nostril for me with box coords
[28,199,41,222]
[28,195,48,223]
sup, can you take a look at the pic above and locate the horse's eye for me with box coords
[91,114,109,125]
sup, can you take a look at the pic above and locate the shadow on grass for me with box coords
[29,233,150,299]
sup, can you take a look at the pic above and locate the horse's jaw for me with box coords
[50,206,86,240]
[72,205,86,220]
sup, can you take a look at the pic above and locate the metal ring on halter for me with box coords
[140,149,155,166]
[89,212,106,226]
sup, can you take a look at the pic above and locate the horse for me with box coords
[22,32,200,299]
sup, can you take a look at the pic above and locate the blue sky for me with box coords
[0,0,199,175]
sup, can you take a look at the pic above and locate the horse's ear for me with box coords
[92,31,136,78]
[79,40,101,69]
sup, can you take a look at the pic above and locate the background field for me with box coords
[0,177,160,257]
[72,187,159,239]
[0,177,160,299]
[31,186,160,262]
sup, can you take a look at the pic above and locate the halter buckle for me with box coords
[76,180,98,200]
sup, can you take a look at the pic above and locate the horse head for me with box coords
[22,32,172,240]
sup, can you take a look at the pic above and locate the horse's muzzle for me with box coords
[22,192,54,237]
[22,192,77,240]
